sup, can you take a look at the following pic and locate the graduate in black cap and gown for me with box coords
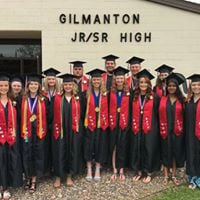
[154,64,174,97]
[51,73,84,188]
[42,67,61,101]
[130,69,160,184]
[70,61,89,95]
[102,54,119,91]
[21,74,49,193]
[84,69,109,181]
[126,56,144,93]
[109,66,131,181]
[42,67,61,172]
[0,73,23,199]
[159,73,185,186]
[185,74,200,189]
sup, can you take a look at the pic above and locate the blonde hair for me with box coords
[86,77,107,97]
[43,77,60,93]
[60,82,78,96]
[186,81,200,103]
[111,76,129,93]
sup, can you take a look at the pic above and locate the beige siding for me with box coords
[0,0,199,77]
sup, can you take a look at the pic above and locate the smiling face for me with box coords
[138,77,150,93]
[191,81,200,95]
[11,81,22,95]
[105,60,116,73]
[167,81,177,95]
[130,63,141,76]
[0,80,9,96]
[92,77,101,89]
[73,67,83,78]
[47,76,56,87]
[115,75,125,88]
[63,82,74,94]
[159,72,169,81]
[28,81,39,94]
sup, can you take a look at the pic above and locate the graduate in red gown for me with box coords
[51,74,84,188]
[21,74,49,193]
[0,73,22,199]
[84,69,109,181]
[130,69,160,184]
[109,66,130,181]
[159,73,185,186]
[185,74,200,189]
[154,64,174,97]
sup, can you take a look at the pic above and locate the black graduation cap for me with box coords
[126,56,145,65]
[0,72,10,81]
[59,73,75,83]
[69,61,86,68]
[102,54,119,61]
[167,73,184,85]
[187,74,200,82]
[42,68,61,77]
[136,69,154,80]
[113,66,129,76]
[27,73,44,83]
[10,74,24,84]
[86,68,105,78]
[155,64,174,74]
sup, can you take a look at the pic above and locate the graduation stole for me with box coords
[109,91,130,130]
[132,95,153,134]
[21,97,47,141]
[102,73,107,83]
[126,76,131,88]
[81,75,89,92]
[195,100,200,140]
[159,96,183,139]
[53,95,80,140]
[0,99,17,145]
[156,86,162,97]
[84,92,108,132]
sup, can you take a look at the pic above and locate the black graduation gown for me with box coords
[186,99,200,176]
[109,92,131,170]
[84,94,108,164]
[0,103,23,188]
[106,75,113,91]
[22,98,49,178]
[129,94,161,173]
[160,98,185,168]
[52,97,84,177]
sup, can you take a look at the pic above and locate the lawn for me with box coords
[153,185,200,200]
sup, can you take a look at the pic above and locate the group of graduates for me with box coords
[0,54,200,199]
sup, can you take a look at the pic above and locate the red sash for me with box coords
[21,97,47,140]
[81,75,89,92]
[132,95,153,134]
[195,100,200,140]
[156,86,162,97]
[159,96,183,139]
[85,93,108,132]
[53,95,80,140]
[126,76,131,88]
[0,99,17,145]
[109,91,129,130]
[102,73,107,83]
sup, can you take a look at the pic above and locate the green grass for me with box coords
[153,185,200,200]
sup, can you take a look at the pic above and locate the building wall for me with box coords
[0,0,199,77]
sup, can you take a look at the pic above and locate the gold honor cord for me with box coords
[84,95,90,128]
[23,100,28,141]
[38,100,42,139]
[60,97,64,139]
[11,101,16,137]
[97,95,101,128]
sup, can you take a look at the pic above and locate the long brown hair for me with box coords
[0,81,13,99]
[111,76,129,93]
[134,77,153,100]
[185,81,200,103]
[23,81,44,100]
